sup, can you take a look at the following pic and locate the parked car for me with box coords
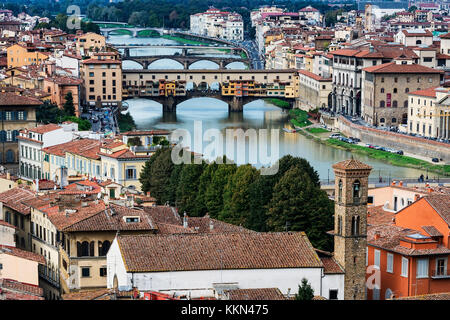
[432,158,439,163]
[330,133,341,138]
[396,150,404,155]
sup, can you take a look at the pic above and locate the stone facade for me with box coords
[362,63,442,127]
[333,159,372,300]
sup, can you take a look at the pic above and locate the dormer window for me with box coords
[124,216,140,223]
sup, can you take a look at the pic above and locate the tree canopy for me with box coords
[139,149,334,251]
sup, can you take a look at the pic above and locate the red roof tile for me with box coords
[117,232,323,272]
[225,288,286,300]
[0,92,42,106]
[0,245,46,265]
[363,62,442,74]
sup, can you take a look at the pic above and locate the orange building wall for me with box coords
[395,197,450,248]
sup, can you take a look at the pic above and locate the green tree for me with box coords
[409,5,417,12]
[175,162,205,215]
[36,101,65,124]
[204,161,237,218]
[139,147,174,202]
[295,278,314,300]
[63,116,92,131]
[219,164,259,227]
[166,163,184,205]
[266,166,333,251]
[193,162,218,216]
[118,112,136,132]
[63,91,75,117]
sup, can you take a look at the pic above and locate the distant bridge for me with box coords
[121,46,249,69]
[100,27,165,38]
[122,69,296,112]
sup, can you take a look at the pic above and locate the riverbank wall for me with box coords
[324,115,450,162]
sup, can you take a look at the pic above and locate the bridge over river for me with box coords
[122,69,296,112]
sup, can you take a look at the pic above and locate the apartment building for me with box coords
[366,194,450,300]
[7,43,49,68]
[362,61,442,127]
[0,92,41,164]
[76,32,106,57]
[407,87,450,139]
[80,53,122,109]
[297,69,332,111]
[18,123,75,182]
[190,8,244,41]
[394,29,433,47]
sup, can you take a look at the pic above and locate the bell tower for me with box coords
[332,158,372,300]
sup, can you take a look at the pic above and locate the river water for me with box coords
[110,34,430,181]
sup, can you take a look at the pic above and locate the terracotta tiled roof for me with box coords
[225,288,286,300]
[421,225,443,237]
[368,224,450,256]
[394,292,450,300]
[440,33,450,39]
[424,194,450,226]
[187,215,256,234]
[43,200,107,231]
[0,187,35,215]
[0,279,44,300]
[0,245,46,265]
[156,222,197,234]
[0,92,42,106]
[27,123,61,136]
[315,249,344,274]
[37,179,57,190]
[143,206,182,226]
[62,288,115,300]
[363,62,442,74]
[117,232,323,272]
[402,29,433,37]
[332,159,372,171]
[409,87,438,98]
[367,205,395,226]
[43,138,101,159]
[298,69,331,82]
[63,204,157,232]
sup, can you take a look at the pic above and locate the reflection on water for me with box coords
[125,98,432,180]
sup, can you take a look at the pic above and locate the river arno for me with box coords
[111,34,431,181]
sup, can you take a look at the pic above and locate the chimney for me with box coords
[414,194,421,202]
[35,178,39,192]
[391,181,396,186]
[6,171,10,180]
[183,212,188,228]
[209,219,214,231]
[399,181,403,187]
[374,232,381,240]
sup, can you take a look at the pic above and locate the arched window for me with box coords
[392,100,398,108]
[353,180,361,200]
[403,100,408,108]
[385,288,393,300]
[79,241,89,257]
[392,118,397,123]
[381,88,385,93]
[89,241,95,256]
[416,40,422,45]
[405,88,409,93]
[100,240,111,256]
[338,180,343,202]
[351,216,360,235]
[380,118,385,123]
[379,100,385,108]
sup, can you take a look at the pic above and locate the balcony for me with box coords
[431,270,450,279]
